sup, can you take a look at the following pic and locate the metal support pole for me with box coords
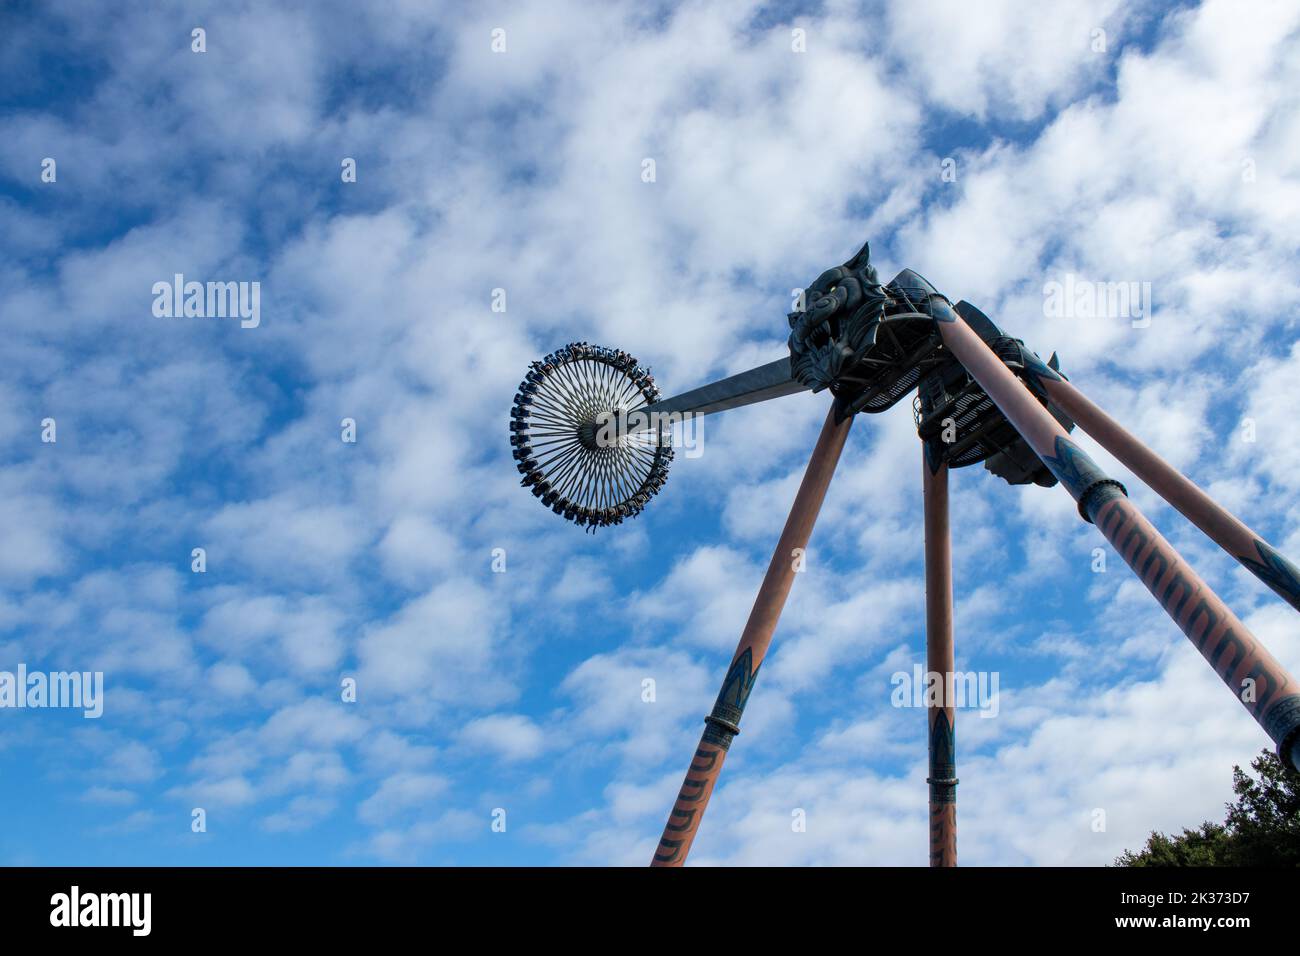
[933,311,1300,773]
[923,453,957,866]
[651,401,854,866]
[1034,373,1300,613]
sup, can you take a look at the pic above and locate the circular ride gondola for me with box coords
[510,343,672,531]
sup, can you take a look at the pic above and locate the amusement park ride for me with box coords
[509,240,1300,867]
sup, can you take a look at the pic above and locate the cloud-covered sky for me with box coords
[1,0,1298,865]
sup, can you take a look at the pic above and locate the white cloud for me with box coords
[357,771,450,826]
[458,714,546,763]
[356,579,516,706]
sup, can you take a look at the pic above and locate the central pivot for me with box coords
[786,241,949,414]
[575,419,601,450]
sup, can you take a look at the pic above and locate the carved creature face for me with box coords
[787,241,888,392]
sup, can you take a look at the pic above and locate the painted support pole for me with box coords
[1029,373,1300,613]
[933,310,1300,773]
[651,401,854,866]
[923,454,957,866]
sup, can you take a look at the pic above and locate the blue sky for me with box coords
[1,0,1298,866]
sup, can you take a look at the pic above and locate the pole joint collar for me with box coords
[1078,477,1127,523]
[703,711,741,750]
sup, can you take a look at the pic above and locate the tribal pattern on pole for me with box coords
[650,405,854,866]
[934,309,1300,773]
[923,457,957,866]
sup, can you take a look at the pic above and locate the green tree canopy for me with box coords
[1115,749,1300,866]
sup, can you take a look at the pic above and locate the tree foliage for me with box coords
[1115,749,1300,866]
